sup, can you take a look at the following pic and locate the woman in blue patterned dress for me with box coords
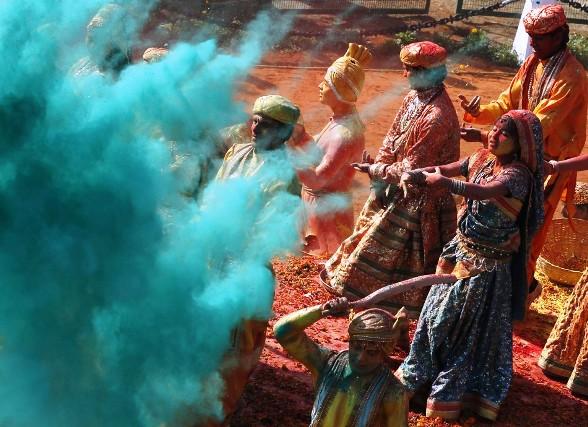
[395,110,545,421]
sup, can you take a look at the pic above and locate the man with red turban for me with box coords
[324,41,460,317]
[459,4,588,298]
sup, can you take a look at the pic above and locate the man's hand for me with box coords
[361,150,374,165]
[321,297,350,317]
[460,124,483,142]
[288,123,311,147]
[458,94,481,117]
[351,150,375,174]
[351,162,371,174]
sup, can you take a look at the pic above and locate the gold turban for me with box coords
[524,4,567,35]
[324,43,372,104]
[348,308,407,353]
[252,95,300,126]
[400,41,447,69]
[142,47,169,63]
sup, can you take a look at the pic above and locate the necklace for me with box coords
[476,158,498,184]
[386,85,443,155]
[397,86,443,134]
[526,49,567,110]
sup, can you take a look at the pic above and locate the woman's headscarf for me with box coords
[503,110,545,320]
[504,110,545,238]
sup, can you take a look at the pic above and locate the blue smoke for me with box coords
[0,1,298,426]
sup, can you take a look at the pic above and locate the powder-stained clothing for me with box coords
[217,143,265,180]
[298,112,365,256]
[216,142,300,195]
[539,268,588,397]
[325,86,459,316]
[217,320,268,423]
[463,49,588,280]
[397,149,535,421]
[273,306,408,427]
[212,143,297,425]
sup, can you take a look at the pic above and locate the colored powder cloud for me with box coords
[0,1,298,426]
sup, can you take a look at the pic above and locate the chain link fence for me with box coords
[271,0,430,13]
[456,0,588,24]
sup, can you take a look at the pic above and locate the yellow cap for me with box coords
[324,43,372,104]
[252,95,300,125]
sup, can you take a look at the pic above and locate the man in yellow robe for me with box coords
[459,4,587,295]
[274,298,408,427]
[206,95,301,426]
[216,94,303,195]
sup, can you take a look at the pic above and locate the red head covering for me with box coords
[399,41,447,68]
[505,110,539,173]
[524,4,567,35]
[500,110,545,321]
[503,110,545,236]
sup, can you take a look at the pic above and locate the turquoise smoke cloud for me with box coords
[0,1,297,426]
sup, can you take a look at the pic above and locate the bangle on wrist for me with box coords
[449,178,466,195]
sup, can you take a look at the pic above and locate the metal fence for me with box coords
[271,0,431,14]
[456,0,588,25]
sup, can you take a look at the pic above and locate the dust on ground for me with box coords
[231,257,587,427]
[228,35,588,427]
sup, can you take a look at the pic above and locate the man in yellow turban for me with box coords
[274,298,408,426]
[216,94,301,188]
[324,41,459,317]
[459,4,588,299]
[297,43,371,256]
[209,95,302,426]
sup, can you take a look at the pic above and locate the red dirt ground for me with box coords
[230,257,588,427]
[147,5,588,426]
[228,59,588,426]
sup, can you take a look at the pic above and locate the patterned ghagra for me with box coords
[539,268,588,397]
[397,149,534,421]
[324,86,459,317]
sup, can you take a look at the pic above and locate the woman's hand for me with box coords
[544,160,559,175]
[421,167,447,187]
[400,170,426,197]
[458,94,481,117]
[321,297,350,317]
